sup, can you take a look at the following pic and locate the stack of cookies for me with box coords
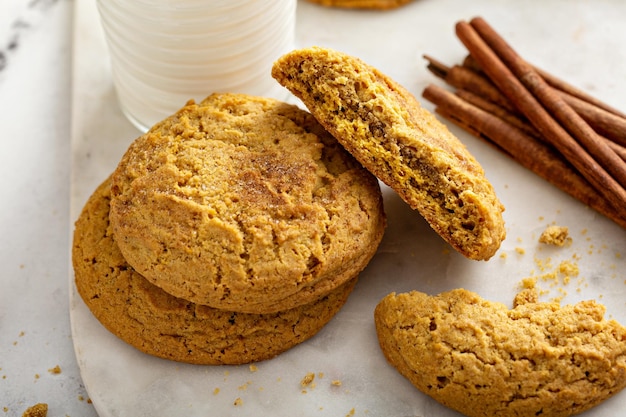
[72,93,386,365]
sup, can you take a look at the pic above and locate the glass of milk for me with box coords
[96,0,296,132]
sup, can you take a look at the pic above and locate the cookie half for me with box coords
[109,93,385,313]
[374,288,626,417]
[272,47,505,260]
[73,177,358,365]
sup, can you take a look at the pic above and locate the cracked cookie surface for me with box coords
[73,177,358,365]
[110,93,385,313]
[374,288,626,417]
[272,47,505,261]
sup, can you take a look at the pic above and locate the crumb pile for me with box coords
[21,404,47,417]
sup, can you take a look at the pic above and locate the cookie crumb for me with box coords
[331,379,342,386]
[558,260,579,283]
[22,403,47,417]
[539,225,571,247]
[213,388,220,395]
[233,398,243,406]
[48,365,61,375]
[523,255,582,301]
[513,286,538,307]
[515,247,525,255]
[300,372,316,388]
[249,364,258,372]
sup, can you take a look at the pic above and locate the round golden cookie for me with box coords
[374,288,626,417]
[72,177,358,365]
[272,47,505,261]
[109,93,385,313]
[305,0,413,10]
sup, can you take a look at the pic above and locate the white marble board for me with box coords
[70,1,626,416]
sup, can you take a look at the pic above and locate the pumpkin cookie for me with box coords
[109,93,385,313]
[374,288,626,417]
[305,0,413,10]
[272,47,505,260]
[73,177,358,365]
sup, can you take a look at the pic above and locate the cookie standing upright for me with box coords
[73,177,359,365]
[272,47,505,261]
[109,93,386,314]
[374,288,626,417]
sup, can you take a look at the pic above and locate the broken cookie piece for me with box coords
[272,47,505,261]
[22,403,48,417]
[374,288,626,417]
[539,225,571,247]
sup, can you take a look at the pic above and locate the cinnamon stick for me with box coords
[460,53,626,148]
[425,55,517,112]
[456,89,626,163]
[455,88,626,164]
[454,89,540,139]
[608,141,626,162]
[426,54,626,162]
[455,18,626,211]
[422,84,626,229]
[468,17,626,189]
[559,90,626,148]
[463,53,626,121]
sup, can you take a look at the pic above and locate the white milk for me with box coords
[96,0,296,132]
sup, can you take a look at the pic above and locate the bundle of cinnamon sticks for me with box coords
[422,17,626,229]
